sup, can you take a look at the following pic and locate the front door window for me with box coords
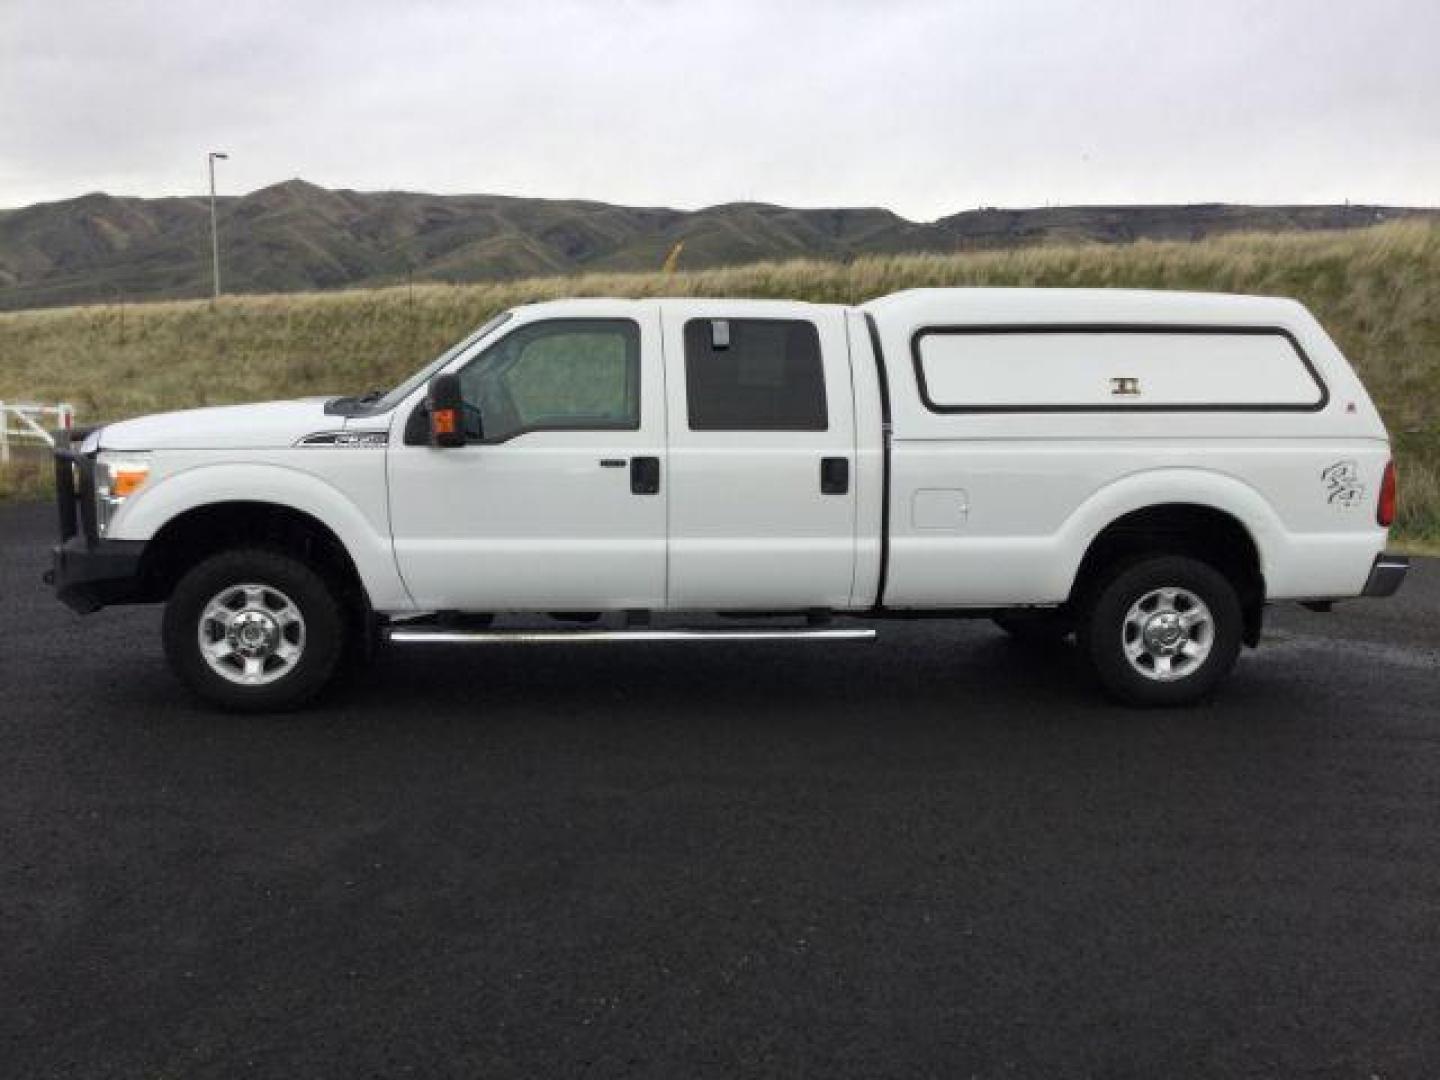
[458,319,640,442]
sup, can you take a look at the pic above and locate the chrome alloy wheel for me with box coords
[197,583,307,686]
[1121,586,1213,682]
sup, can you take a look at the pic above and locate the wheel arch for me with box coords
[1058,470,1280,645]
[113,463,411,611]
[137,501,365,607]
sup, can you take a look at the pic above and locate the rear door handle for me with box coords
[630,456,660,495]
[820,456,849,495]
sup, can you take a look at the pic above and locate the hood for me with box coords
[98,398,349,451]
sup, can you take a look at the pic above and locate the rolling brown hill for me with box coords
[0,179,1433,311]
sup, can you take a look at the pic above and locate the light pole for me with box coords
[208,151,228,300]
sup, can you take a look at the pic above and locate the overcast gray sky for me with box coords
[3,0,1437,218]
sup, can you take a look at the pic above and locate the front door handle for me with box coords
[631,456,660,495]
[821,456,849,495]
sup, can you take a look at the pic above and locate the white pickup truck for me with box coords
[48,289,1407,711]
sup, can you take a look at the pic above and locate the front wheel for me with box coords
[1078,555,1243,707]
[162,548,348,712]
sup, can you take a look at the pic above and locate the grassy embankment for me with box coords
[1,222,1436,548]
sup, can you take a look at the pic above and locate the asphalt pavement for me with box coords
[2,501,1438,1078]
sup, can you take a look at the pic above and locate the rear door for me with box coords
[660,305,857,610]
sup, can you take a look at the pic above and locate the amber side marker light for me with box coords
[1377,460,1397,527]
[111,466,150,499]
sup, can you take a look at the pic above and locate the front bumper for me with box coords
[1361,553,1410,598]
[47,536,146,614]
[44,426,145,613]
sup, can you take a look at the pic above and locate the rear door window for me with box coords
[683,318,827,431]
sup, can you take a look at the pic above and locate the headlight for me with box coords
[94,452,151,537]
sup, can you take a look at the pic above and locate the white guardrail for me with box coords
[0,401,75,464]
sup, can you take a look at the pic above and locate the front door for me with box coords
[661,306,858,610]
[387,312,667,611]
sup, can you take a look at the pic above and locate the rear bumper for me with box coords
[1361,553,1409,598]
[47,536,146,614]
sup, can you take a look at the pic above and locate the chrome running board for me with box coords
[386,626,876,645]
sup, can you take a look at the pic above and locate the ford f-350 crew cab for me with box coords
[48,289,1408,711]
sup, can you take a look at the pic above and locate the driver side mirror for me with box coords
[427,373,467,448]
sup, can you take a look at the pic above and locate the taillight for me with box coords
[1377,460,1397,527]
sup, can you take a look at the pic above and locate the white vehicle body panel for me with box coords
[95,288,1394,617]
[385,302,669,610]
[104,451,411,611]
[863,289,1390,608]
[100,399,337,451]
[658,300,859,610]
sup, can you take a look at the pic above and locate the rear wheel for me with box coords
[1078,555,1242,707]
[163,548,348,712]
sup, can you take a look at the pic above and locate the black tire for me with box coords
[1077,554,1243,707]
[993,609,1073,644]
[162,547,349,712]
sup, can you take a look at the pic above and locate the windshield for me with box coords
[368,310,514,413]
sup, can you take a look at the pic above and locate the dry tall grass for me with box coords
[1,221,1437,542]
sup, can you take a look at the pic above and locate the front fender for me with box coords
[111,462,414,612]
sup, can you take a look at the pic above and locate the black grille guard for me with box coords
[52,425,102,546]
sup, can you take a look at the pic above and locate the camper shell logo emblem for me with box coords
[1322,460,1365,509]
